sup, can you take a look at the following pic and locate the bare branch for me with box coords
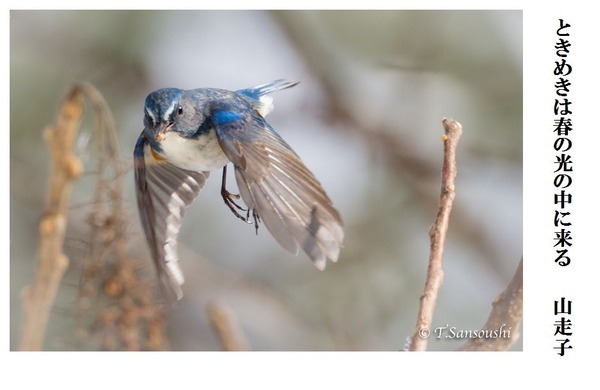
[20,83,168,351]
[459,258,523,351]
[207,300,251,351]
[409,118,462,351]
[20,87,85,350]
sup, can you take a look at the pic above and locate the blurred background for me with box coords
[10,10,522,351]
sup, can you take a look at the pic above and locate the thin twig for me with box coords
[207,300,251,351]
[409,118,462,351]
[19,87,85,350]
[459,258,523,351]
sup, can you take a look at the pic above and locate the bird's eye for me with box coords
[177,106,183,116]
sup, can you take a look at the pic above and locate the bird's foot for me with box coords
[221,188,249,222]
[220,166,260,232]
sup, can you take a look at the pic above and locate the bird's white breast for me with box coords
[159,128,230,172]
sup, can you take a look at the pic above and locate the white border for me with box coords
[4,1,599,388]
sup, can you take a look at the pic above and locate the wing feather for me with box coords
[134,132,209,300]
[214,109,344,269]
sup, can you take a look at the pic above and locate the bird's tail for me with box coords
[237,79,299,117]
[237,79,299,99]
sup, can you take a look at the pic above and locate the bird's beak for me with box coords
[155,122,171,142]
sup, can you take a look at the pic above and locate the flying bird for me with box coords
[134,80,344,300]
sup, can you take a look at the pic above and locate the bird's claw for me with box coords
[221,188,248,221]
[220,166,261,233]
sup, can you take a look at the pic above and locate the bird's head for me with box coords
[143,88,184,142]
[143,88,209,144]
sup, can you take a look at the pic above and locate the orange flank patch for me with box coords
[150,147,164,162]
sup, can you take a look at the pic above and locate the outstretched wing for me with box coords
[212,105,344,270]
[134,132,209,300]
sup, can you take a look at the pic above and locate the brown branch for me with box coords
[459,258,523,351]
[409,118,462,351]
[207,300,251,351]
[20,82,168,351]
[19,87,85,350]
